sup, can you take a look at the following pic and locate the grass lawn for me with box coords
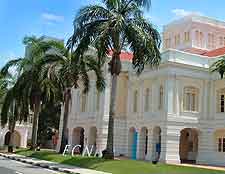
[15,149,225,174]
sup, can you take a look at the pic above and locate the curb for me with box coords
[0,153,78,174]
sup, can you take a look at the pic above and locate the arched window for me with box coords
[144,88,150,112]
[165,38,171,48]
[159,86,163,110]
[215,130,225,152]
[184,31,190,42]
[199,32,204,47]
[133,90,138,113]
[175,34,180,46]
[208,33,215,49]
[183,87,199,112]
[217,88,225,113]
[81,93,87,112]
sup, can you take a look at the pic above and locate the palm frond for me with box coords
[210,56,225,79]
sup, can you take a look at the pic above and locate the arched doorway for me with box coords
[152,126,161,162]
[4,131,21,147]
[4,132,10,146]
[179,128,198,163]
[88,127,97,154]
[128,127,138,159]
[139,127,148,160]
[72,127,85,153]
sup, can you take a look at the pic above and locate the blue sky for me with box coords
[0,0,225,66]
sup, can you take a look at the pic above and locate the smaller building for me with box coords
[0,119,32,148]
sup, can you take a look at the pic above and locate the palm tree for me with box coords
[1,36,65,149]
[210,56,225,79]
[42,48,105,153]
[68,0,161,159]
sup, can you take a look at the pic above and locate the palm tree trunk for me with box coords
[103,45,121,159]
[8,118,16,153]
[104,73,118,159]
[31,96,41,150]
[59,88,70,153]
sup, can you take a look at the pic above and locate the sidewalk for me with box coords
[171,163,225,172]
[0,153,111,174]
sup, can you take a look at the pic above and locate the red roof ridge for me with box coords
[107,50,133,61]
[202,46,225,57]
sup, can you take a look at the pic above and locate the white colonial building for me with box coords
[58,15,225,166]
[0,120,32,148]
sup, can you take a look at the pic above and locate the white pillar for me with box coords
[197,128,214,164]
[209,80,215,120]
[68,128,73,145]
[165,77,175,115]
[139,81,144,116]
[159,126,180,164]
[146,128,153,161]
[151,81,158,112]
[96,73,111,152]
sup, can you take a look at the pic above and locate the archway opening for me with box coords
[128,127,138,159]
[72,127,85,154]
[88,127,97,154]
[139,127,148,160]
[179,128,198,164]
[4,132,10,146]
[4,131,21,147]
[152,126,161,162]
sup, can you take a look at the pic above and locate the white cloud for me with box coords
[172,9,203,17]
[42,13,64,23]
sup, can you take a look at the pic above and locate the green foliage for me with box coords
[38,102,61,145]
[0,36,66,150]
[0,35,106,149]
[68,0,161,75]
[210,56,225,79]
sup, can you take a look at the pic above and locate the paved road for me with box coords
[0,156,61,174]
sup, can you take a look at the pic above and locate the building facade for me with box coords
[57,15,225,166]
[0,120,32,148]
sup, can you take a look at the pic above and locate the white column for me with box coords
[151,81,158,112]
[68,128,73,145]
[175,79,180,115]
[96,74,111,152]
[191,30,196,48]
[197,129,214,164]
[139,81,144,116]
[146,128,153,161]
[209,80,215,120]
[165,77,175,115]
[127,81,132,115]
[159,126,180,164]
[202,80,210,120]
[88,81,95,114]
